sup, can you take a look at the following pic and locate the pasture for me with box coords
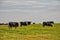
[0,23,60,40]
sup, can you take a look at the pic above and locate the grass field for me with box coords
[0,24,60,40]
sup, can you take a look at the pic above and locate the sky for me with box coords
[0,0,60,23]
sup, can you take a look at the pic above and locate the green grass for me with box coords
[0,24,60,40]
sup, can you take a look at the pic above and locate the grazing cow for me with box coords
[27,21,31,25]
[33,23,35,24]
[20,22,27,26]
[43,22,53,27]
[8,22,19,29]
[20,21,31,26]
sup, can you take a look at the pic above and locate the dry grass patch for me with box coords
[21,34,60,40]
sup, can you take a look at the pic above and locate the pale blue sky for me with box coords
[0,0,60,23]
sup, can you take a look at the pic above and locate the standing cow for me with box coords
[20,22,27,26]
[20,21,31,26]
[43,21,54,27]
[8,22,19,30]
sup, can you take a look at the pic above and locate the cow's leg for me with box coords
[43,25,45,27]
[9,27,10,30]
[9,27,12,30]
[20,25,22,27]
[15,27,17,29]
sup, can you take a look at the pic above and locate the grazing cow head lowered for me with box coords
[20,21,31,26]
[43,21,54,27]
[8,22,19,30]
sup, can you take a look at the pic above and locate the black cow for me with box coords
[33,22,35,24]
[20,22,27,26]
[20,21,31,26]
[43,22,53,27]
[8,22,19,29]
[27,21,31,25]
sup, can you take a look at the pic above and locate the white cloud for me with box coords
[1,0,60,8]
[0,0,60,23]
[48,1,60,6]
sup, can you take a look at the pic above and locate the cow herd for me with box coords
[8,21,31,29]
[0,21,54,30]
